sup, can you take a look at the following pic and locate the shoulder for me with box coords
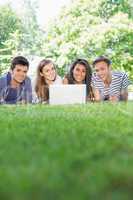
[0,72,8,80]
[54,75,62,84]
[0,73,8,88]
[112,71,128,79]
[24,76,32,84]
[23,76,32,90]
[112,71,128,85]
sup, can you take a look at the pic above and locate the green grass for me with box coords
[0,102,133,200]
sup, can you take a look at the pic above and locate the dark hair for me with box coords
[11,56,29,70]
[35,59,55,102]
[65,58,92,96]
[93,56,111,67]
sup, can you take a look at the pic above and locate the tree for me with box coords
[0,4,22,74]
[0,1,44,74]
[19,0,44,55]
[41,0,133,78]
[0,4,21,47]
[98,0,133,21]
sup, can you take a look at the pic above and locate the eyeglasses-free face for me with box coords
[11,64,28,84]
[40,63,56,82]
[94,61,111,82]
[73,64,86,84]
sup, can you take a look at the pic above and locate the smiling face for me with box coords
[94,61,111,82]
[11,64,28,84]
[73,64,86,84]
[40,62,56,83]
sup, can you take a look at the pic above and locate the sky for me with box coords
[0,0,72,27]
[38,0,71,27]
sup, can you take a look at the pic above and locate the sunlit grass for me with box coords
[0,102,133,200]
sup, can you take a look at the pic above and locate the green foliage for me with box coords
[42,0,133,78]
[98,0,133,20]
[0,4,22,74]
[0,0,133,77]
[0,30,22,74]
[0,103,133,199]
[0,4,21,47]
[20,0,44,55]
[0,0,44,74]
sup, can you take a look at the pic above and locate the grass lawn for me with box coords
[0,102,133,200]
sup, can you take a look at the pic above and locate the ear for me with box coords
[40,72,44,77]
[109,65,112,70]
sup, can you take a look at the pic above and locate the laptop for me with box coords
[49,84,86,105]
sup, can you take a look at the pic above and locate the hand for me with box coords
[109,96,119,102]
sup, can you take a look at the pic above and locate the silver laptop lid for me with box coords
[49,84,86,105]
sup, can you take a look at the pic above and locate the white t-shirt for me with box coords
[32,75,62,103]
[53,75,62,84]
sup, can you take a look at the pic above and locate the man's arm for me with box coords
[23,77,33,103]
[120,73,129,101]
[92,87,101,102]
[120,88,128,101]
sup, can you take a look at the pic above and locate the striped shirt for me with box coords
[92,71,129,100]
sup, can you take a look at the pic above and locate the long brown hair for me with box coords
[65,59,93,100]
[35,59,54,102]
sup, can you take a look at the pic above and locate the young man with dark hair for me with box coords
[92,56,129,102]
[0,56,32,104]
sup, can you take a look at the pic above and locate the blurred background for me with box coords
[0,0,133,85]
